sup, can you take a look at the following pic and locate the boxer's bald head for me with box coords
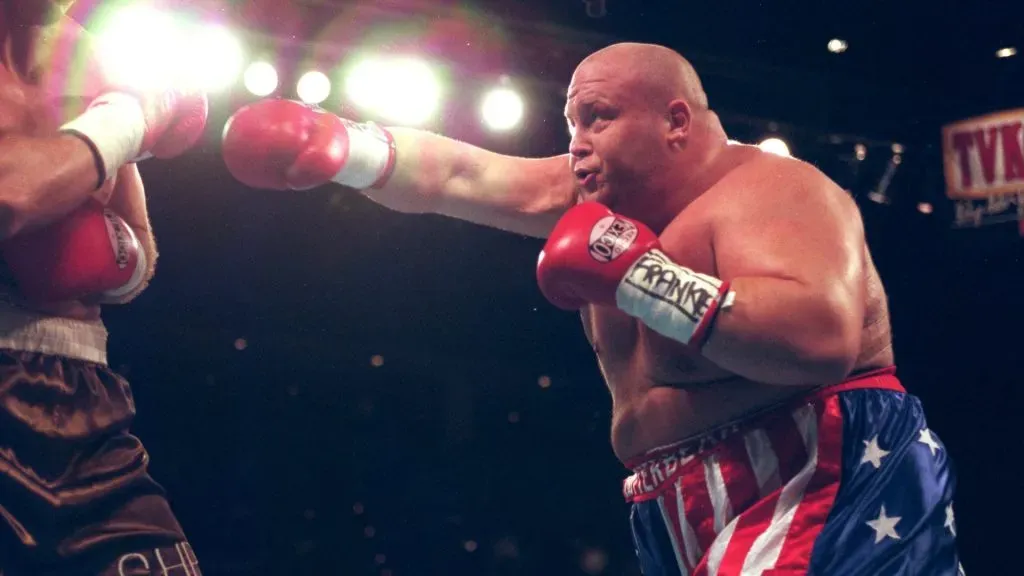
[565,43,726,225]
[574,43,709,111]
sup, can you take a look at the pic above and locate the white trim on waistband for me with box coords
[0,303,108,365]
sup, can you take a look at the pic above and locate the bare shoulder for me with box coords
[709,151,861,229]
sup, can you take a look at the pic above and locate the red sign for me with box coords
[942,109,1024,200]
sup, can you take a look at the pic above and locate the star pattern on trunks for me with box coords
[918,428,941,456]
[866,504,902,544]
[626,388,962,575]
[860,435,890,469]
[945,503,957,536]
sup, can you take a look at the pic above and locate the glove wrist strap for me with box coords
[330,119,397,189]
[614,249,734,350]
[59,93,147,187]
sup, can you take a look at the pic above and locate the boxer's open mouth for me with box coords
[576,171,598,191]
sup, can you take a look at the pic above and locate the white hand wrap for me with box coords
[330,120,397,189]
[59,93,147,187]
[615,249,734,348]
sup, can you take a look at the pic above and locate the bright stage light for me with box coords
[297,70,331,104]
[95,6,184,91]
[96,7,246,93]
[345,57,442,126]
[827,38,848,54]
[758,137,791,157]
[481,87,524,131]
[188,25,245,93]
[244,61,278,96]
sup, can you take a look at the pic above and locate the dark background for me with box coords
[79,0,1023,574]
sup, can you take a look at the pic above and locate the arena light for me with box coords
[996,47,1017,58]
[758,137,791,157]
[244,61,278,96]
[868,154,901,205]
[917,202,934,214]
[481,87,524,132]
[96,7,245,93]
[345,56,442,126]
[297,70,331,105]
[95,5,185,91]
[828,39,848,54]
[187,25,245,93]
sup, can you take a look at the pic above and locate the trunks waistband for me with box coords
[0,302,108,365]
[621,367,901,501]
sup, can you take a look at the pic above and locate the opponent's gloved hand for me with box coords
[537,201,661,309]
[537,202,732,348]
[2,200,146,304]
[220,98,396,191]
[60,87,208,187]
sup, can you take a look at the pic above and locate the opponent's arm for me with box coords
[364,129,575,238]
[696,162,864,385]
[0,85,206,240]
[0,131,108,239]
[0,13,114,238]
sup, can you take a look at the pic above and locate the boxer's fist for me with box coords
[537,202,660,310]
[221,99,346,190]
[2,201,146,304]
[134,88,209,159]
[221,98,395,191]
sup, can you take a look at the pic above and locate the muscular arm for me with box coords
[361,128,576,238]
[0,13,106,239]
[697,159,864,386]
[0,132,104,239]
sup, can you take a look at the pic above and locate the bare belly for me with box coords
[587,308,895,465]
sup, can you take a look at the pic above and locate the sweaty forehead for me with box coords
[566,64,632,112]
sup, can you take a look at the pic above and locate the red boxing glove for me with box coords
[538,202,734,348]
[60,88,208,186]
[221,98,396,191]
[2,201,146,304]
[537,202,661,310]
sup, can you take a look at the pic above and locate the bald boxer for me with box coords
[223,43,963,575]
[0,2,206,574]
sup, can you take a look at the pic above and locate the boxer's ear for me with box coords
[666,99,691,145]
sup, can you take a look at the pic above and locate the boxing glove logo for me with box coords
[102,209,133,269]
[588,216,638,262]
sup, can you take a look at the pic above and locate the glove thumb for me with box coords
[285,111,348,190]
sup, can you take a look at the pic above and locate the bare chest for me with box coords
[0,48,58,136]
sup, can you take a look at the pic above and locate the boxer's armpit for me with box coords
[365,127,574,238]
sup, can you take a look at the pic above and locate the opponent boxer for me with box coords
[0,2,206,574]
[222,43,962,575]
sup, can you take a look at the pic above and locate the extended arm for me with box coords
[221,100,578,239]
[364,129,576,238]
